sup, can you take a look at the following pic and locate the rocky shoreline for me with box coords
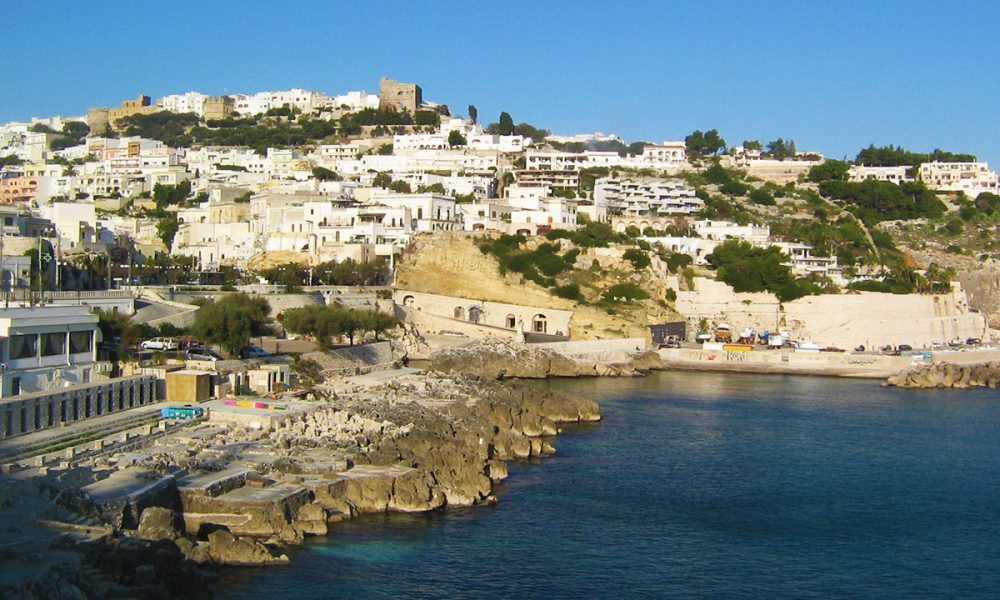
[0,364,600,598]
[885,361,1000,389]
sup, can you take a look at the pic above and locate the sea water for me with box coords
[216,371,1000,599]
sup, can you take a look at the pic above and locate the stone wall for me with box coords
[395,289,573,337]
[401,307,522,342]
[675,277,989,349]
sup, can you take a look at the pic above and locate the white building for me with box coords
[919,161,1000,197]
[849,165,913,183]
[157,92,209,117]
[0,305,104,397]
[594,178,702,217]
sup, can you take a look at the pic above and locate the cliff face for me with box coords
[958,268,1000,328]
[394,233,681,340]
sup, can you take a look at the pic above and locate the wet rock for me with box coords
[206,530,289,566]
[137,507,179,541]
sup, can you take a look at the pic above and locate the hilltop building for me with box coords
[379,78,422,114]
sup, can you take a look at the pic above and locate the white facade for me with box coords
[157,92,209,117]
[594,178,702,216]
[849,165,913,183]
[919,161,1000,197]
[0,305,103,397]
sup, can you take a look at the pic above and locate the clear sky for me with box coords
[4,0,999,164]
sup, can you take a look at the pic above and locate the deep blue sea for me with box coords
[216,371,1000,599]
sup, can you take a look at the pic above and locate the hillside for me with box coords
[394,232,682,340]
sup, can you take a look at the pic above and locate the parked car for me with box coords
[966,337,982,346]
[240,343,271,358]
[141,337,179,351]
[185,347,224,361]
[658,336,681,349]
[898,344,913,352]
[695,332,712,343]
[949,338,965,348]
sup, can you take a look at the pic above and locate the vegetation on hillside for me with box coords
[280,305,398,347]
[705,240,824,302]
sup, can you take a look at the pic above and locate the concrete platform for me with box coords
[204,399,317,431]
[176,466,254,499]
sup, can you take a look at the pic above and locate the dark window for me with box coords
[10,377,20,396]
[10,335,36,359]
[48,401,56,427]
[69,331,93,354]
[41,333,65,357]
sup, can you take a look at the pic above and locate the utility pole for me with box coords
[55,237,61,292]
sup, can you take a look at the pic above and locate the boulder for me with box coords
[137,507,179,541]
[206,530,289,566]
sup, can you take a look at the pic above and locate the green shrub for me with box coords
[602,283,649,302]
[553,283,583,301]
[622,248,651,270]
[749,188,776,206]
[665,288,677,302]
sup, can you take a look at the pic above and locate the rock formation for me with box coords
[886,361,1000,389]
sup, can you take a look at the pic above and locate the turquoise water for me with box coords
[216,371,1000,599]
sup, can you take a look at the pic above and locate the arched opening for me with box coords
[505,314,516,329]
[454,306,465,320]
[532,314,547,333]
[468,306,481,323]
[516,229,531,236]
[402,295,415,307]
[473,223,485,231]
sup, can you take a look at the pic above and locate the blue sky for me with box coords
[4,0,999,163]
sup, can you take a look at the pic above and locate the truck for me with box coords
[714,324,733,342]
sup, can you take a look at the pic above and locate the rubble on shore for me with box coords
[886,361,1000,389]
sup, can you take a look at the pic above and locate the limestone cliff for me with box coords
[395,233,682,340]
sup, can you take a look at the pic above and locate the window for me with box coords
[69,331,93,354]
[10,377,20,396]
[41,333,65,357]
[10,335,36,359]
[506,314,516,329]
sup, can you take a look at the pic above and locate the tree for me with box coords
[96,309,142,357]
[766,138,796,160]
[705,240,822,302]
[808,159,851,183]
[312,166,341,181]
[468,104,478,124]
[448,129,467,147]
[357,310,400,341]
[496,112,515,135]
[685,129,726,158]
[191,293,271,356]
[742,140,763,151]
[389,179,412,193]
[372,172,392,188]
[156,214,178,249]
[627,141,649,156]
